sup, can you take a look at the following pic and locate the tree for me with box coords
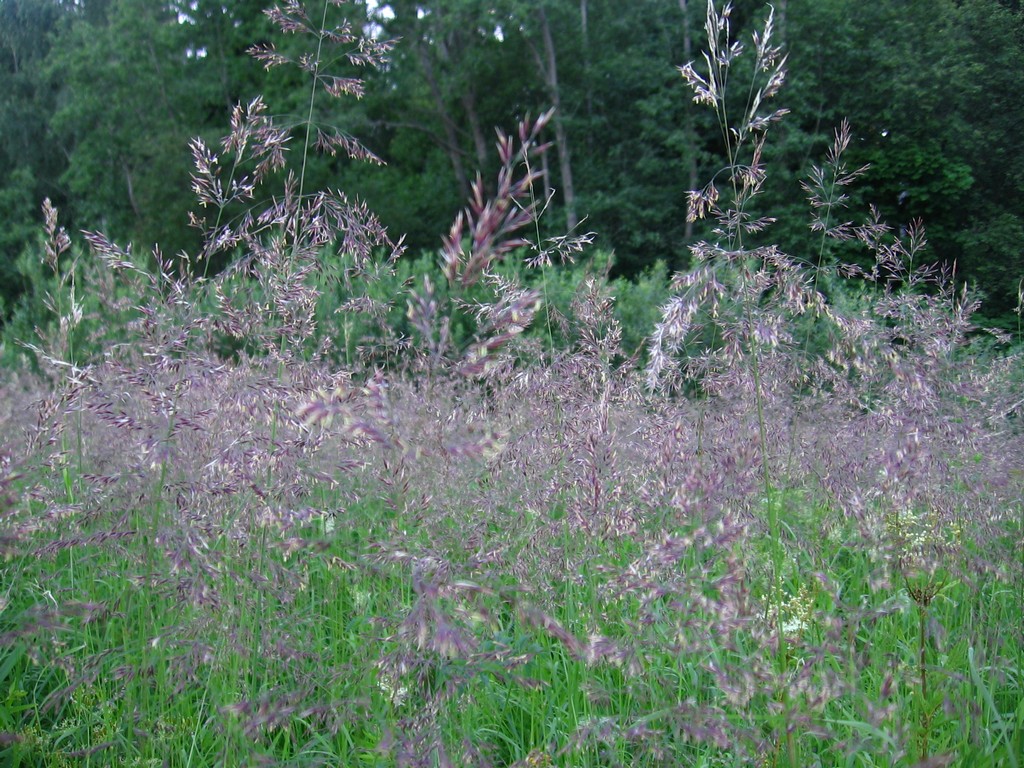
[567,0,714,273]
[42,0,274,266]
[0,0,66,315]
[509,0,579,230]
[782,0,1024,320]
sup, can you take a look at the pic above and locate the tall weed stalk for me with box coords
[651,5,802,758]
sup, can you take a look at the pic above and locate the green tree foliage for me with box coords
[0,0,64,314]
[781,0,1024,320]
[331,0,501,249]
[44,0,273,262]
[567,0,709,273]
[47,1,192,254]
[1,0,1023,329]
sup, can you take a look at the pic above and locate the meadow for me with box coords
[0,2,1022,766]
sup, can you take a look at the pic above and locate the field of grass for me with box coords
[1,387,1022,767]
[1,2,1023,766]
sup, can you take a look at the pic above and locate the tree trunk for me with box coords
[415,40,471,199]
[580,0,593,127]
[535,6,578,230]
[679,0,699,243]
[391,0,471,199]
[123,162,142,220]
[461,85,490,180]
[541,143,553,208]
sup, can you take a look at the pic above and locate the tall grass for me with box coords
[0,1,1022,767]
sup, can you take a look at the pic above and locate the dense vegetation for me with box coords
[0,1,1023,767]
[2,0,1024,329]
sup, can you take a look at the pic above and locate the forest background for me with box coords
[2,0,1024,335]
